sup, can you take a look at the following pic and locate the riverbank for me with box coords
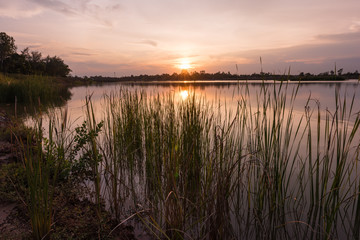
[0,111,31,238]
[0,110,136,239]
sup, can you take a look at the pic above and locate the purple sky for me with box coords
[1,0,360,76]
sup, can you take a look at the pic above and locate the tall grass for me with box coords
[22,81,360,239]
[303,89,360,239]
[16,108,72,239]
[0,73,71,107]
[92,82,360,239]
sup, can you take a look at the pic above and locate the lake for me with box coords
[63,80,360,127]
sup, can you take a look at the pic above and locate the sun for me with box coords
[179,62,191,70]
[177,59,192,70]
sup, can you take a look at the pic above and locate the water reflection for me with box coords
[39,80,359,143]
[179,89,189,100]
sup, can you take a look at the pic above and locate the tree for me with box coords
[337,68,343,76]
[0,33,71,76]
[30,50,45,74]
[21,47,31,61]
[4,53,27,74]
[44,56,71,77]
[0,32,17,71]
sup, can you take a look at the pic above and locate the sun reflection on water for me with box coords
[180,90,189,100]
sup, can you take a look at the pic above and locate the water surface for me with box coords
[64,80,360,127]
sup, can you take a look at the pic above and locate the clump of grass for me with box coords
[17,115,63,239]
[302,89,360,239]
[83,95,104,229]
[0,73,71,107]
[15,106,104,239]
[92,82,360,239]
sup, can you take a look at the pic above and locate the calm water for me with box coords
[62,80,360,128]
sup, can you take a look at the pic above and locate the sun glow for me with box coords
[180,90,189,100]
[177,59,192,70]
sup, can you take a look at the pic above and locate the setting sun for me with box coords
[177,59,192,70]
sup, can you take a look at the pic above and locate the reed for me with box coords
[303,89,360,239]
[0,73,71,107]
[94,83,359,239]
[16,108,72,239]
[23,81,360,239]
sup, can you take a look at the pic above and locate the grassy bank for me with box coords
[0,111,135,239]
[0,74,72,107]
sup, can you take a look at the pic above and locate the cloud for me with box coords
[0,1,43,18]
[30,0,78,16]
[132,40,158,47]
[0,0,123,27]
[67,60,134,76]
[106,4,122,11]
[316,31,360,42]
[202,28,360,75]
[71,52,96,56]
[24,43,43,49]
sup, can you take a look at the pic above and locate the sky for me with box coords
[1,0,360,77]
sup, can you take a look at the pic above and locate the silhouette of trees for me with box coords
[0,32,71,76]
[89,69,359,83]
[337,68,343,76]
[44,55,71,77]
[4,52,28,73]
[0,32,17,71]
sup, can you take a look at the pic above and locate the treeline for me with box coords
[89,69,360,82]
[0,32,71,77]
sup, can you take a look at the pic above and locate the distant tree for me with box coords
[20,48,32,73]
[31,51,42,63]
[4,53,27,74]
[44,56,71,77]
[180,69,190,78]
[0,32,17,71]
[320,71,329,76]
[30,51,45,74]
[1,33,71,77]
[21,47,31,61]
[337,68,343,76]
[18,48,45,74]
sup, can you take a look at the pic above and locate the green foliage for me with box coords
[70,120,104,181]
[15,108,106,239]
[0,162,27,202]
[20,118,56,240]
